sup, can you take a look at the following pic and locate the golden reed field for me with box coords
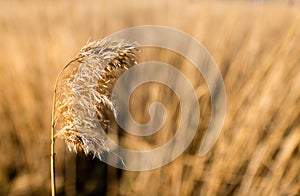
[0,0,300,195]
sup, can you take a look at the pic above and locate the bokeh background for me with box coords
[0,0,300,195]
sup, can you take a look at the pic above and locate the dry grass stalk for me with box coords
[50,38,138,195]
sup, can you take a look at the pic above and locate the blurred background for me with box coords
[0,0,300,195]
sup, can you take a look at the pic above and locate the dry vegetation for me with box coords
[0,0,300,195]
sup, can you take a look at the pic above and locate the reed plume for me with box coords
[53,38,138,157]
[50,38,138,195]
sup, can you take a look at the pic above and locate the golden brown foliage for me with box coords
[0,0,299,195]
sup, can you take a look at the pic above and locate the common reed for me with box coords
[51,38,138,195]
[1,1,300,195]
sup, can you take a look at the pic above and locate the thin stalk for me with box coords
[51,57,81,196]
[51,77,59,196]
[50,112,56,196]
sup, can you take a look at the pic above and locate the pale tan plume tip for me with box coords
[53,38,138,160]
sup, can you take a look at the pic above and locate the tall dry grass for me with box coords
[0,0,299,195]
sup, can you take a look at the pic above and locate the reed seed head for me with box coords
[53,38,138,159]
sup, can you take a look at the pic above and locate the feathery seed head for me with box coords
[53,38,138,159]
